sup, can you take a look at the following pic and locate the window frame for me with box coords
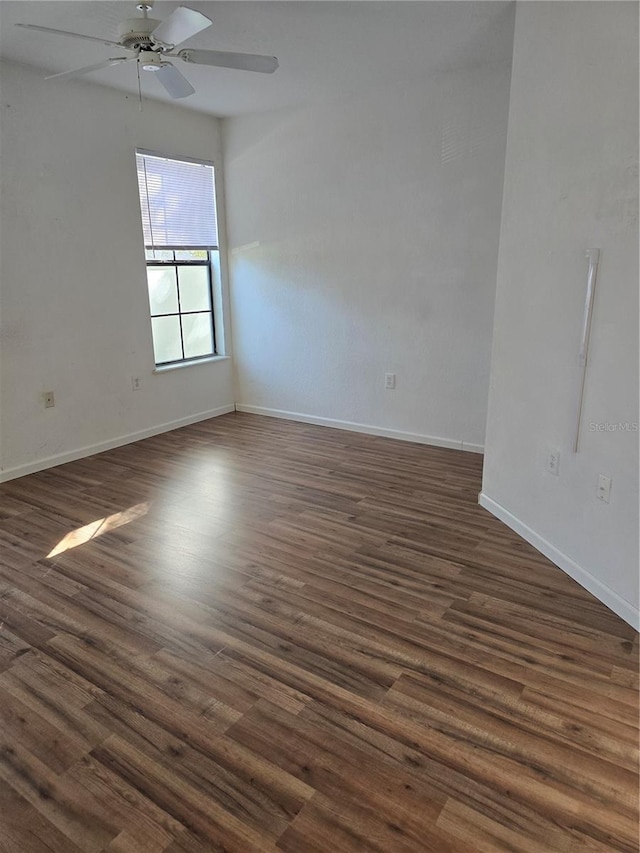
[145,250,217,367]
[135,148,222,368]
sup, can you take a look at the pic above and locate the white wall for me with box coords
[223,55,513,451]
[481,3,639,628]
[0,60,234,480]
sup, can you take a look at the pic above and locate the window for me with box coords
[135,150,220,366]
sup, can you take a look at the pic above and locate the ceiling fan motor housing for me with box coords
[118,17,161,50]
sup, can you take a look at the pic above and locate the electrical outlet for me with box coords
[546,449,560,476]
[384,373,396,390]
[596,474,611,503]
[131,376,142,391]
[42,391,55,409]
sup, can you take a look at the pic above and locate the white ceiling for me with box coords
[0,1,514,117]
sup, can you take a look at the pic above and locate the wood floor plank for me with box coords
[0,686,91,775]
[228,700,457,853]
[153,647,313,717]
[0,779,86,853]
[0,739,119,852]
[435,798,583,853]
[91,734,281,853]
[295,700,601,852]
[0,411,636,851]
[385,673,637,807]
[277,790,468,853]
[0,626,30,673]
[85,697,302,841]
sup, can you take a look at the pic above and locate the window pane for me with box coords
[145,249,174,262]
[178,266,211,313]
[175,249,208,261]
[151,315,182,363]
[182,313,214,359]
[147,266,178,315]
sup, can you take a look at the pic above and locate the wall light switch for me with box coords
[384,373,396,390]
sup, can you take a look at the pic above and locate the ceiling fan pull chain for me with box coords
[136,57,143,111]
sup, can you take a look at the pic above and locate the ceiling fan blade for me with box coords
[151,7,211,49]
[178,49,279,74]
[15,23,122,48]
[45,57,132,82]
[155,63,195,99]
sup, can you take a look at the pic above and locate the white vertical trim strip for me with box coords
[573,248,600,452]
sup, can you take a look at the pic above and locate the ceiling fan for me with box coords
[15,2,279,100]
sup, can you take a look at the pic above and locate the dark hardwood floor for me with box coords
[0,411,637,852]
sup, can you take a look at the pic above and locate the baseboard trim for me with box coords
[462,441,485,454]
[478,492,639,631]
[0,404,236,483]
[235,404,483,454]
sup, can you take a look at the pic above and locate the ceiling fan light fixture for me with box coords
[140,50,163,71]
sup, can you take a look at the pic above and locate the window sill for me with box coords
[153,355,230,374]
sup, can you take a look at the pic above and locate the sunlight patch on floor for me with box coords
[46,502,150,558]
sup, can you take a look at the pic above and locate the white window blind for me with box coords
[135,150,218,249]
